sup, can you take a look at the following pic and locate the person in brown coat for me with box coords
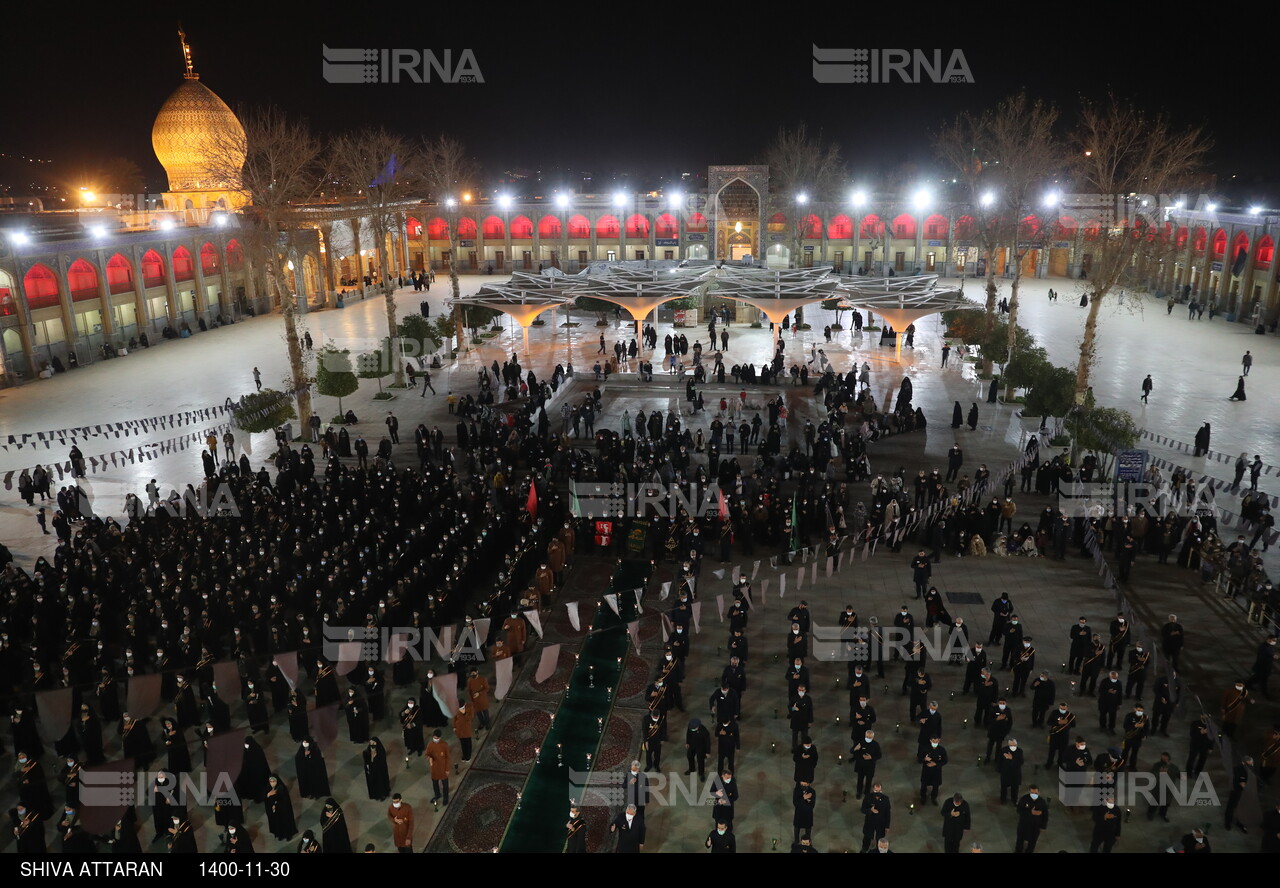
[387,794,414,852]
[467,669,492,730]
[453,704,475,762]
[503,613,528,656]
[534,563,555,607]
[547,538,566,585]
[559,521,577,566]
[426,731,451,805]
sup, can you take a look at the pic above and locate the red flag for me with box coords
[527,482,538,519]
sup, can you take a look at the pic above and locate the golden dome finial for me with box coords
[178,25,198,80]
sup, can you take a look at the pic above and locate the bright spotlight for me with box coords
[1043,191,1059,208]
[612,192,627,207]
[1206,203,1217,213]
[555,194,570,209]
[446,198,457,209]
[159,219,176,231]
[912,188,930,211]
[498,195,513,210]
[1250,205,1262,215]
[980,192,995,208]
[668,191,684,209]
[89,225,107,238]
[9,231,30,246]
[796,193,809,205]
[851,191,867,207]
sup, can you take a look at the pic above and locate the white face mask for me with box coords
[1029,793,1039,800]
[998,704,1006,710]
[930,742,938,749]
[798,691,805,698]
[1105,802,1114,809]
[392,802,401,808]
[1008,745,1017,751]
[1022,642,1030,648]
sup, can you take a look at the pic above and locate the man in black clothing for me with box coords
[1015,786,1050,853]
[860,782,891,852]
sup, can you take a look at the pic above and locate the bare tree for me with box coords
[208,105,324,433]
[762,125,847,268]
[420,135,480,345]
[1068,96,1210,398]
[934,110,1004,343]
[332,128,419,386]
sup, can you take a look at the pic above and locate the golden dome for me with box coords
[152,79,244,192]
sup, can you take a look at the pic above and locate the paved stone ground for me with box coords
[2,272,1278,853]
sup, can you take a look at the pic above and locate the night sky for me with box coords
[3,8,1273,203]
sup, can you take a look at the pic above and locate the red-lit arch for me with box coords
[1053,216,1077,239]
[1211,229,1226,258]
[510,215,533,239]
[426,218,448,239]
[655,213,678,239]
[923,214,948,238]
[141,250,166,288]
[1232,231,1249,255]
[1175,226,1189,249]
[1019,215,1042,240]
[953,215,976,240]
[827,214,853,240]
[800,214,821,239]
[106,253,135,295]
[1256,235,1274,270]
[860,214,884,238]
[891,214,916,239]
[1192,227,1207,252]
[406,216,423,239]
[200,242,220,275]
[625,214,650,238]
[686,212,708,233]
[596,215,620,238]
[68,259,99,302]
[172,246,194,282]
[225,240,244,271]
[538,215,562,239]
[456,217,477,238]
[566,215,591,238]
[481,216,504,239]
[23,263,60,309]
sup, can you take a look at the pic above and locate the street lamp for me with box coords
[613,192,627,262]
[980,191,995,208]
[1043,191,1060,208]
[668,191,683,210]
[912,188,930,211]
[555,194,570,210]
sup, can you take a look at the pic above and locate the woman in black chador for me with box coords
[287,690,309,742]
[951,402,963,429]
[1229,376,1247,401]
[967,403,979,430]
[320,798,352,853]
[344,688,369,743]
[160,718,191,774]
[363,737,391,801]
[236,736,270,804]
[294,737,330,799]
[264,774,297,842]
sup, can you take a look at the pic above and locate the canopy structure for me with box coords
[564,266,715,339]
[704,267,843,351]
[450,283,576,358]
[837,277,980,360]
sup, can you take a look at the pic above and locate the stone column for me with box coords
[1238,228,1259,320]
[55,256,77,361]
[191,239,209,319]
[1217,224,1235,314]
[8,260,38,375]
[93,251,114,339]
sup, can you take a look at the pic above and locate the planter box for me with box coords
[373,392,396,401]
